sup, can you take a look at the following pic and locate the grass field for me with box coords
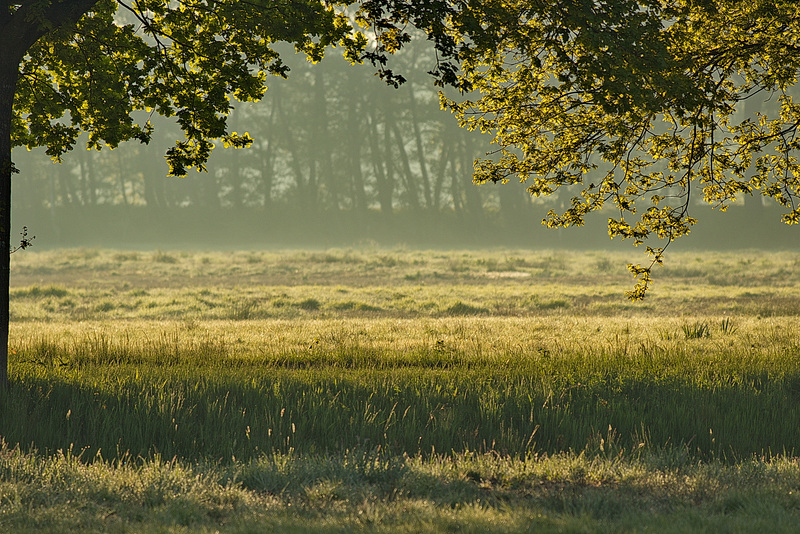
[3,248,800,532]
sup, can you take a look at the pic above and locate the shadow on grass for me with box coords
[1,366,798,464]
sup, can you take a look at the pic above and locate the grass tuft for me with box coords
[228,299,260,320]
[298,298,321,311]
[12,285,69,299]
[683,321,711,339]
[444,301,488,316]
[152,250,179,264]
[721,317,738,335]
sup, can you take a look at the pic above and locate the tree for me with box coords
[4,0,800,386]
[0,0,374,386]
[361,0,800,298]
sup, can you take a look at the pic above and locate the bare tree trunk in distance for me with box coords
[742,95,766,219]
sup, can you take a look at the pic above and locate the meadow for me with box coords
[2,247,800,532]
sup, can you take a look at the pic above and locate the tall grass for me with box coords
[5,249,800,531]
[5,317,800,462]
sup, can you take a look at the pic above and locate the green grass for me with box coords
[8,248,800,321]
[682,321,711,339]
[2,442,800,533]
[6,316,800,461]
[3,248,800,532]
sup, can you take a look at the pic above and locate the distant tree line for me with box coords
[10,38,785,249]
[12,41,534,223]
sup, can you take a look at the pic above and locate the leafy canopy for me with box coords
[10,0,800,298]
[364,0,800,298]
[12,0,367,175]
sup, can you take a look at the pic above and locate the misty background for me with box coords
[11,39,798,252]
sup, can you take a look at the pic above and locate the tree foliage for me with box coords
[363,0,800,298]
[1,0,799,322]
[12,0,369,175]
[0,0,390,386]
[13,40,498,222]
[1,0,799,388]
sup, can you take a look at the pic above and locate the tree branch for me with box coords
[1,0,101,58]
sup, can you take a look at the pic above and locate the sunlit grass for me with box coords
[10,248,800,321]
[6,316,800,461]
[5,248,800,531]
[12,247,800,290]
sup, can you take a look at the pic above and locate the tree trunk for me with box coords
[433,137,451,212]
[389,120,421,212]
[0,0,104,386]
[77,148,97,205]
[742,95,766,220]
[0,55,20,388]
[459,132,484,223]
[366,109,393,217]
[346,91,367,213]
[408,84,432,209]
[58,160,76,205]
[259,86,280,211]
[141,155,162,209]
[281,114,313,210]
[312,66,337,209]
[228,110,243,208]
[260,141,275,210]
[117,152,129,205]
